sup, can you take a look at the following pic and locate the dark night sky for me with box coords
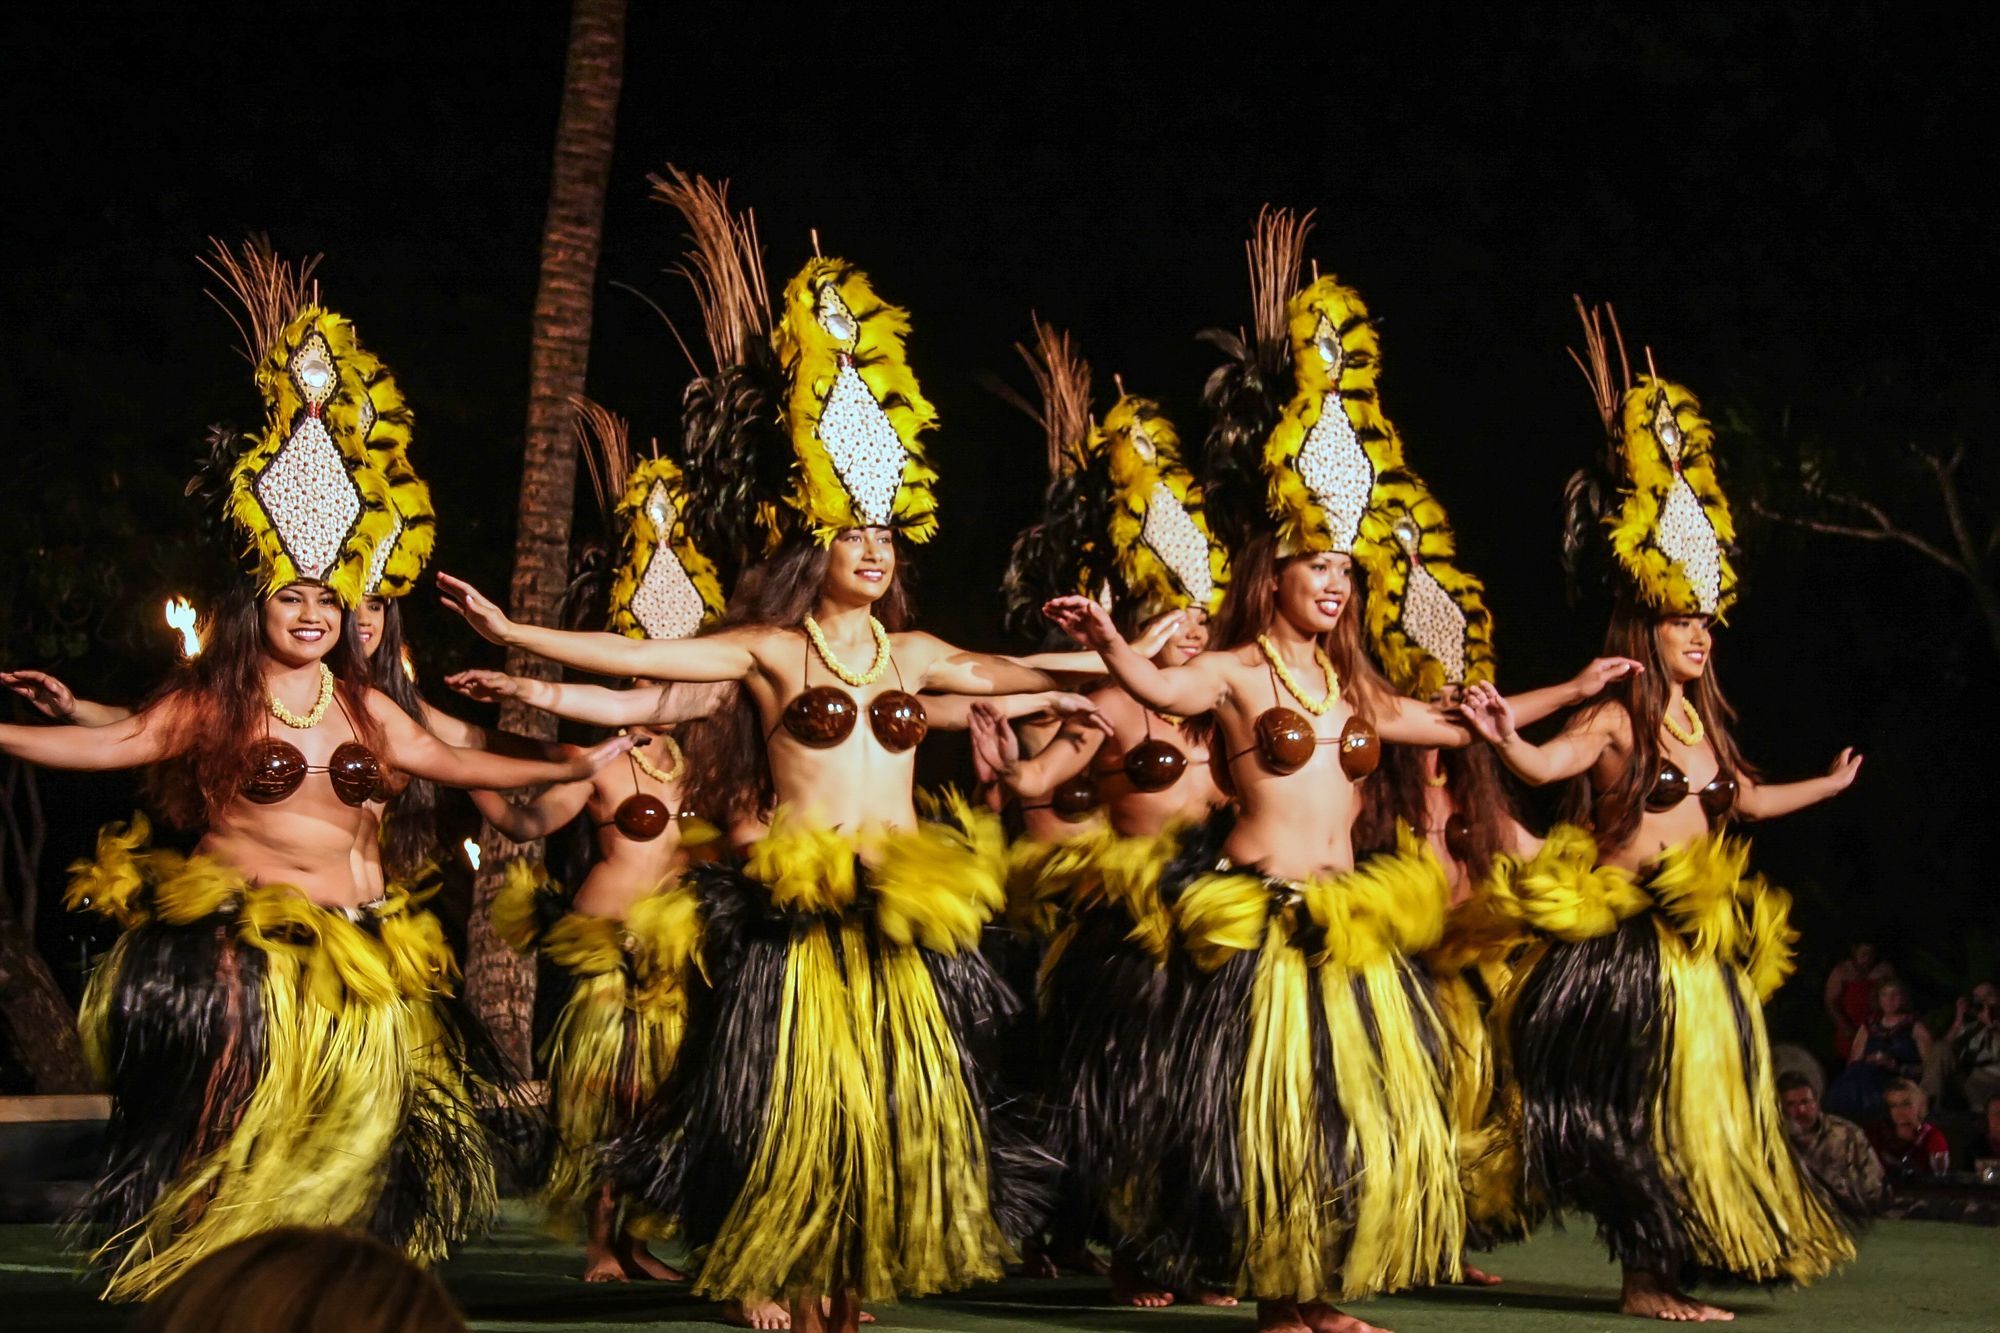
[3,3,1995,1001]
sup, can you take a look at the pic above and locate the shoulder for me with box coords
[1823,1113,1866,1142]
[1570,697,1633,738]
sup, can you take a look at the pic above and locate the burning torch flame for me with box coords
[164,597,202,658]
[400,644,417,683]
[462,838,482,871]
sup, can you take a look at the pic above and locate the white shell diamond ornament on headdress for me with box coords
[1649,395,1724,615]
[629,480,708,640]
[1608,376,1737,619]
[1392,516,1470,686]
[1141,480,1216,608]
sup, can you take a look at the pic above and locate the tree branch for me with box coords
[1750,498,1966,575]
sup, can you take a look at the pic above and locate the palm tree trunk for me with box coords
[462,0,627,1075]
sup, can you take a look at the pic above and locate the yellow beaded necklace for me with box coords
[1662,697,1705,747]
[625,730,687,784]
[1257,635,1340,716]
[266,663,335,730]
[805,614,891,687]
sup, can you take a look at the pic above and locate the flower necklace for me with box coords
[266,662,335,730]
[1257,635,1340,716]
[625,730,686,784]
[1662,697,1705,747]
[1425,766,1450,789]
[805,614,891,687]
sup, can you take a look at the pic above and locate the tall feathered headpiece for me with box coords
[1095,391,1229,621]
[1200,207,1403,556]
[1357,471,1495,698]
[771,257,940,544]
[199,238,418,606]
[1564,299,1737,619]
[577,398,725,640]
[998,321,1107,639]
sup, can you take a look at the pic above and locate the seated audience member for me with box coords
[1978,1092,2000,1163]
[1779,1071,1885,1211]
[1825,941,1896,1064]
[1825,978,1931,1121]
[1945,981,2000,1110]
[1868,1079,1952,1181]
[127,1227,467,1333]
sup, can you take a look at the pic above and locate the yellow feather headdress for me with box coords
[1262,275,1405,556]
[1096,394,1229,619]
[576,399,725,640]
[1568,300,1738,619]
[770,258,939,544]
[204,239,425,606]
[1357,468,1495,698]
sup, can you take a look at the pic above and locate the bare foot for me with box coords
[724,1299,790,1329]
[1022,1249,1062,1279]
[1457,1263,1503,1287]
[1620,1270,1735,1322]
[583,1246,628,1283]
[1256,1299,1313,1333]
[617,1237,685,1282]
[1111,1250,1174,1308]
[1299,1301,1389,1333]
[1183,1287,1240,1306]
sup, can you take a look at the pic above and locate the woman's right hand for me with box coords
[1042,596,1122,651]
[1569,656,1643,701]
[0,669,77,721]
[1454,680,1520,745]
[438,574,518,646]
[568,731,638,778]
[968,703,1019,785]
[446,669,526,705]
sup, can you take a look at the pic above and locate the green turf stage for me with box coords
[4,1209,1997,1331]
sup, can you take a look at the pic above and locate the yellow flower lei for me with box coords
[266,662,335,730]
[1257,634,1340,716]
[805,614,891,687]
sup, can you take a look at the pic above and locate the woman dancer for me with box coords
[1456,303,1861,1321]
[1,257,630,1301]
[442,248,1109,1331]
[1040,223,1507,1333]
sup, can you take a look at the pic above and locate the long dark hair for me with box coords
[1354,741,1519,883]
[143,582,383,829]
[1559,598,1758,847]
[366,600,441,879]
[1212,532,1392,724]
[678,535,918,826]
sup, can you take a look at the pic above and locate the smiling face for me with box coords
[261,583,343,668]
[824,527,896,607]
[1274,551,1354,636]
[1781,1084,1821,1134]
[353,595,387,660]
[1655,614,1713,684]
[1156,606,1211,668]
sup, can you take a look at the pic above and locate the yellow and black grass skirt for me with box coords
[65,816,502,1303]
[1423,866,1537,1249]
[1121,821,1466,1301]
[610,795,1053,1303]
[493,862,700,1236]
[1494,826,1854,1285]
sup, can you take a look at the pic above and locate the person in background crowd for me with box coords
[1977,1093,2000,1163]
[1825,978,1932,1122]
[1824,941,1897,1066]
[1868,1080,1951,1181]
[1944,981,2000,1111]
[1778,1073,1885,1212]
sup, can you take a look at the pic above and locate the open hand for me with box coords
[570,731,638,778]
[1130,610,1187,660]
[968,703,1018,785]
[1825,747,1863,792]
[1042,596,1121,651]
[0,669,77,721]
[438,574,517,646]
[1570,656,1643,701]
[446,669,522,705]
[1454,680,1519,745]
[1042,691,1117,737]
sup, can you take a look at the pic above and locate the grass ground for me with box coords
[3,1209,1996,1332]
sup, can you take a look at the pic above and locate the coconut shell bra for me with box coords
[772,633,928,753]
[241,694,384,808]
[1231,656,1380,781]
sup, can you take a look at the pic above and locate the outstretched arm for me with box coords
[440,574,759,683]
[988,714,1104,800]
[1458,681,1618,786]
[446,671,734,729]
[470,780,596,842]
[368,692,631,790]
[1,670,135,727]
[1041,596,1226,715]
[0,697,185,771]
[1378,694,1477,749]
[1735,749,1862,821]
[1506,657,1645,728]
